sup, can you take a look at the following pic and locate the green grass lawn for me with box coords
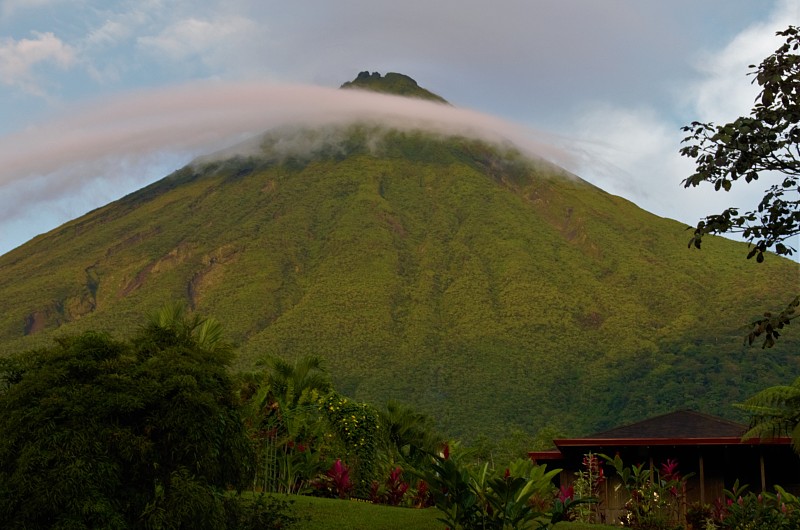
[289,495,441,530]
[288,494,619,529]
[553,523,619,530]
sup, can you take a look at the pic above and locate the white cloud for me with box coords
[562,104,774,245]
[562,105,697,220]
[83,0,166,48]
[137,15,258,67]
[556,0,799,228]
[0,0,65,19]
[85,19,131,47]
[688,0,799,123]
[0,31,75,94]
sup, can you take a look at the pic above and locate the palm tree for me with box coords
[381,400,441,466]
[249,355,333,493]
[260,355,333,411]
[144,301,229,355]
[737,376,800,453]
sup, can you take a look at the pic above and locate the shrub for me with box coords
[710,481,800,529]
[0,310,256,529]
[370,466,410,506]
[415,444,561,529]
[601,454,691,530]
[223,493,303,529]
[320,393,382,494]
[312,459,354,499]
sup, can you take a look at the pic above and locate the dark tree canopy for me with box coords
[680,26,799,261]
[0,313,255,529]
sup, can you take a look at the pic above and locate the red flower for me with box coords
[669,486,679,497]
[582,453,605,488]
[660,458,680,482]
[558,485,575,502]
[326,459,353,499]
[413,480,433,508]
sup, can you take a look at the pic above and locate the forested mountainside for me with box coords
[1,79,797,439]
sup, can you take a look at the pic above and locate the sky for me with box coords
[0,0,798,257]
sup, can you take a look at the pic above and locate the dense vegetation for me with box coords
[0,123,798,441]
[0,308,300,529]
[4,308,799,529]
[0,308,613,529]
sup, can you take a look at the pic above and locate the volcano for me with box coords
[1,73,797,439]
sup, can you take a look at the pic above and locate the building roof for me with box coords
[588,410,747,439]
[529,410,789,461]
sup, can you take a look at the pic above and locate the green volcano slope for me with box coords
[1,125,798,439]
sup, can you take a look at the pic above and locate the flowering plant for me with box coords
[550,483,599,524]
[369,466,410,506]
[601,454,691,529]
[319,393,380,495]
[572,452,605,522]
[709,481,800,529]
[312,459,353,499]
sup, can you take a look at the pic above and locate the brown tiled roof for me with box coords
[531,411,788,462]
[587,410,746,440]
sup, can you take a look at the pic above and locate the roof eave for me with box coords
[553,437,792,447]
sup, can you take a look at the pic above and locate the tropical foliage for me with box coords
[6,305,800,529]
[243,352,443,502]
[235,345,595,528]
[686,481,800,530]
[0,308,290,529]
[570,453,605,524]
[737,376,800,453]
[600,454,692,529]
[413,442,566,529]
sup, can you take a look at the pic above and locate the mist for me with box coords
[0,81,572,187]
[0,80,583,253]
